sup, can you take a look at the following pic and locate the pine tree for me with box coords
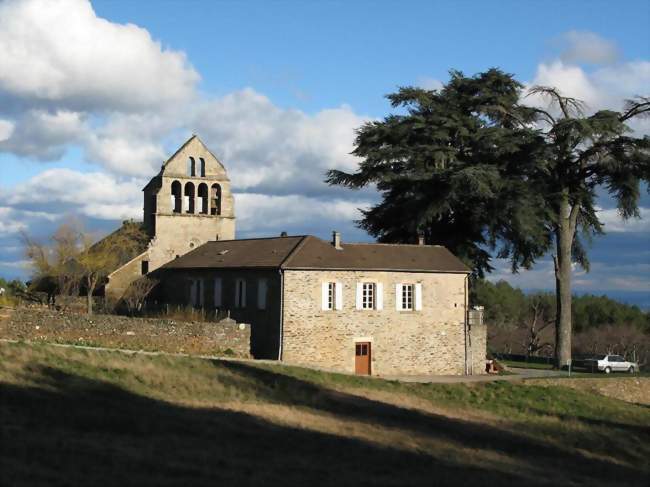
[327,69,649,367]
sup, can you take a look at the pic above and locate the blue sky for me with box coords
[0,0,649,306]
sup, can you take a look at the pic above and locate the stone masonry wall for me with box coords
[282,270,468,376]
[469,322,487,375]
[159,268,281,359]
[106,136,236,302]
[2,307,250,357]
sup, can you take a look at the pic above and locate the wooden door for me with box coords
[355,342,371,375]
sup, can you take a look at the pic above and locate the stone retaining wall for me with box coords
[1,307,250,357]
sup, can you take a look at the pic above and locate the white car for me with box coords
[574,354,639,374]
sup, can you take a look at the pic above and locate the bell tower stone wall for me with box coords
[106,135,236,301]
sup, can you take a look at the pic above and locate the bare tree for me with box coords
[23,220,149,315]
[22,220,83,306]
[522,295,554,359]
[122,277,159,315]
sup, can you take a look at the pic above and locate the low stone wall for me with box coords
[1,307,250,357]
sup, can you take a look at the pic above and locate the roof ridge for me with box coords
[280,235,311,269]
[206,235,306,244]
[343,242,444,247]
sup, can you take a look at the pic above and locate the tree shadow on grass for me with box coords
[216,361,649,485]
[1,365,532,487]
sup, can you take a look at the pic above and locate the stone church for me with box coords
[106,135,235,299]
[107,135,486,377]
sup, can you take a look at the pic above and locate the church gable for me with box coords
[162,135,229,180]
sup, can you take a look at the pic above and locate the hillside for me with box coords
[1,342,648,486]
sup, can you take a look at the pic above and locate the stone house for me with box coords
[157,232,486,376]
[105,135,486,376]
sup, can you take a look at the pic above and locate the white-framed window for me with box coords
[396,283,423,311]
[321,282,343,311]
[235,278,247,308]
[213,277,222,307]
[356,282,383,310]
[257,278,268,310]
[362,283,374,309]
[402,284,413,310]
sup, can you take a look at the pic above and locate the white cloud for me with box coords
[556,31,620,65]
[597,207,650,233]
[489,259,650,293]
[0,109,85,159]
[0,207,28,234]
[0,119,14,141]
[0,259,31,270]
[236,193,370,232]
[0,0,198,112]
[0,0,199,169]
[5,169,143,221]
[526,59,650,112]
[416,77,444,91]
[193,89,370,195]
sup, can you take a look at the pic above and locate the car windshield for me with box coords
[589,355,607,360]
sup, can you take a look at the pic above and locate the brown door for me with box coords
[355,342,371,375]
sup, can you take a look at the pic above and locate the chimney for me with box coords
[418,234,425,246]
[280,231,288,237]
[332,231,342,250]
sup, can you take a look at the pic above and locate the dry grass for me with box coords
[1,341,649,486]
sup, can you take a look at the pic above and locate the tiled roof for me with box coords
[164,235,470,273]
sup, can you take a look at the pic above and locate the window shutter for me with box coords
[415,283,423,311]
[355,282,363,310]
[335,282,343,310]
[198,279,204,306]
[241,280,247,307]
[321,282,329,310]
[235,279,241,307]
[258,279,267,309]
[376,282,383,310]
[214,278,222,307]
[395,284,402,310]
[189,280,196,306]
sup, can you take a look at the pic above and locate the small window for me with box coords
[355,343,369,356]
[189,279,203,308]
[362,283,374,309]
[401,284,414,310]
[257,278,268,310]
[199,158,206,177]
[213,278,222,307]
[235,279,247,308]
[322,282,342,311]
[188,157,196,176]
[141,260,149,275]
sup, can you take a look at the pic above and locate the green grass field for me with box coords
[1,341,648,486]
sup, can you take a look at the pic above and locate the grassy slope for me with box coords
[1,342,648,487]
